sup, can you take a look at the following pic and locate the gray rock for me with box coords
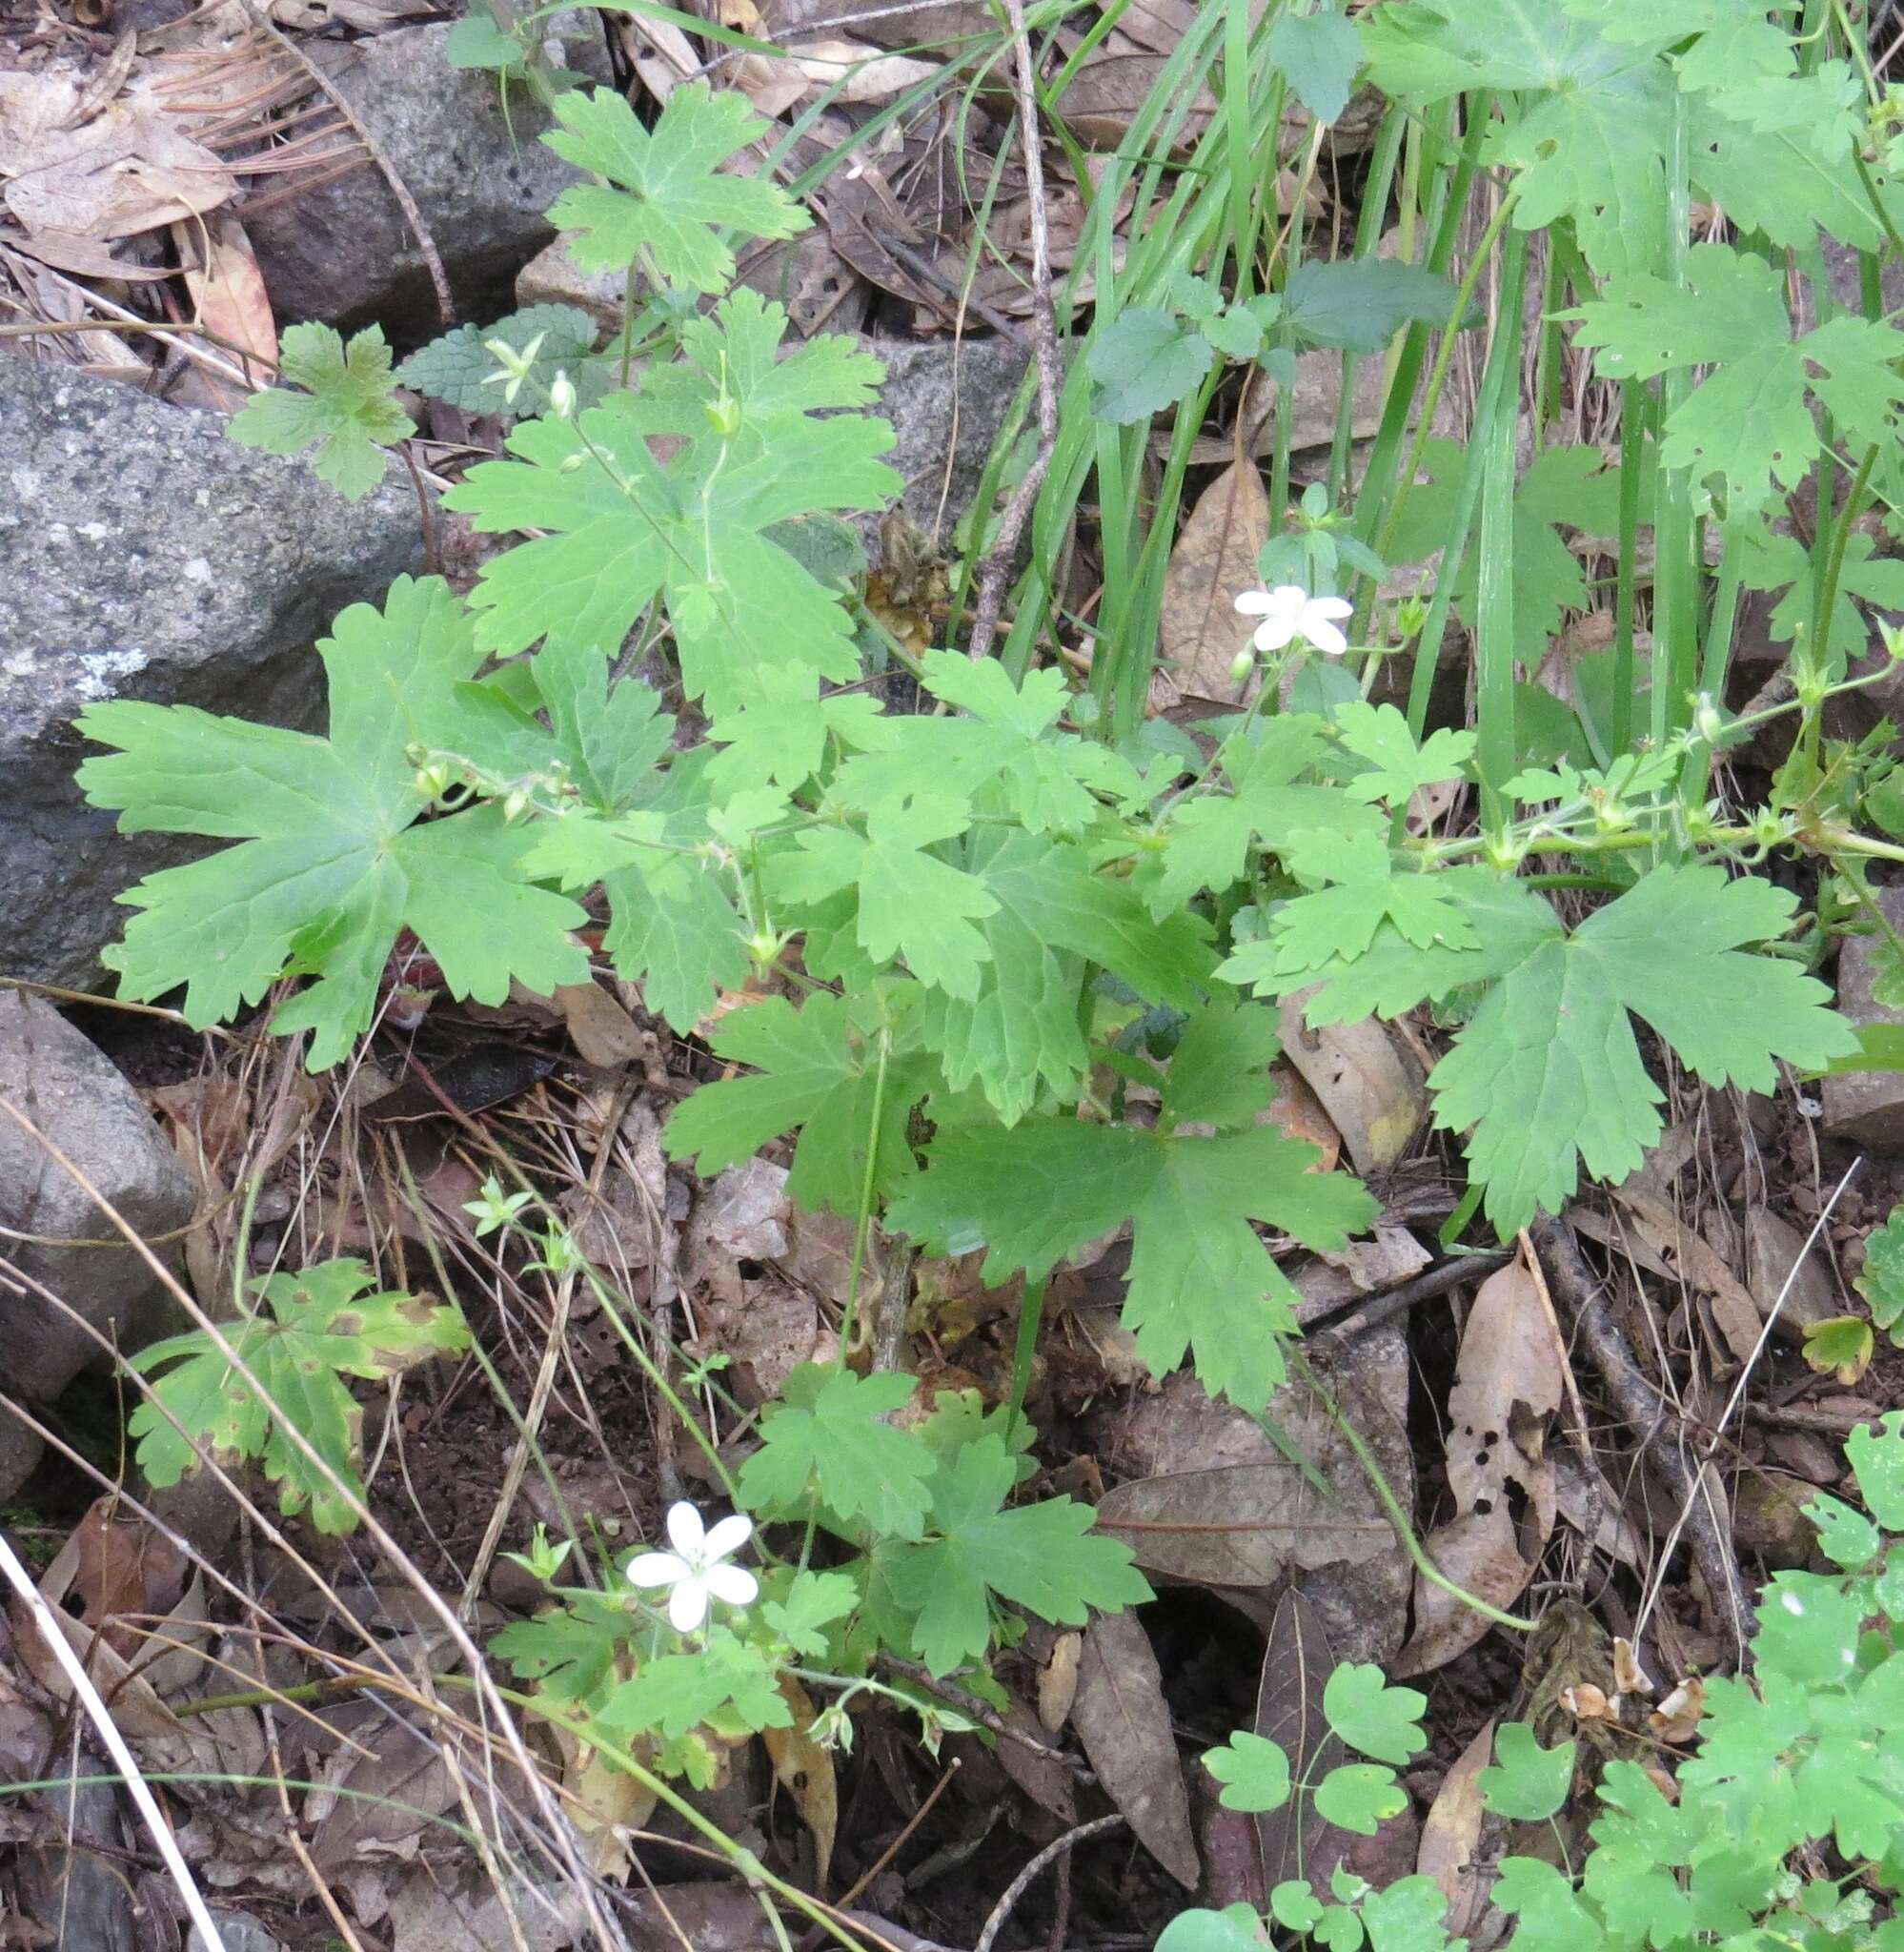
[1824,886,1904,1151]
[246,20,611,340]
[869,334,1031,548]
[1744,1208,1841,1341]
[0,353,420,992]
[0,1413,42,1503]
[0,990,197,1404]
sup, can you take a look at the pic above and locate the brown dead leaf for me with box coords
[1417,1716,1492,1938]
[762,1678,838,1884]
[174,213,274,405]
[1275,995,1426,1174]
[1650,1677,1706,1744]
[1608,1186,1761,1366]
[1038,1631,1083,1732]
[1253,1591,1352,1898]
[1097,1462,1390,1588]
[62,1499,188,1664]
[1392,1255,1561,1676]
[1261,1059,1341,1169]
[552,1723,656,1881]
[1071,1610,1199,1888]
[1161,458,1270,702]
[554,979,650,1069]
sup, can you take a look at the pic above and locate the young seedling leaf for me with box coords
[883,1435,1152,1674]
[738,1363,935,1541]
[228,322,412,500]
[1312,1761,1408,1835]
[1203,1731,1293,1812]
[1322,1662,1428,1763]
[1086,307,1216,424]
[397,305,602,417]
[1477,1721,1575,1820]
[1267,5,1365,125]
[130,1259,468,1534]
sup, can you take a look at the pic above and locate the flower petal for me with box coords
[1306,597,1353,623]
[701,1513,753,1563]
[1302,615,1348,656]
[668,1577,711,1634]
[1252,618,1297,652]
[706,1564,760,1611]
[665,1501,706,1560]
[627,1551,688,1589]
[1233,589,1274,617]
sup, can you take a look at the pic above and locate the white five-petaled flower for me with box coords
[1234,584,1354,657]
[627,1502,759,1634]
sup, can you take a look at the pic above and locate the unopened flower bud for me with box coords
[548,370,577,420]
[705,395,743,438]
[1229,647,1256,687]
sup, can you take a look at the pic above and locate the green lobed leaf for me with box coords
[1857,1205,1904,1338]
[446,292,898,718]
[227,322,413,500]
[1281,257,1469,354]
[542,83,808,294]
[1086,307,1215,424]
[882,1435,1152,1675]
[661,986,937,1214]
[77,577,591,1068]
[737,1363,935,1541]
[1312,1761,1408,1835]
[1267,5,1365,125]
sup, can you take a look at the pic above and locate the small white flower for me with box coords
[1234,583,1355,657]
[626,1501,759,1634]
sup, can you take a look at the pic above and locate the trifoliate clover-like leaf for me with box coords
[1203,1731,1293,1812]
[737,1363,935,1541]
[228,322,413,500]
[661,987,937,1214]
[445,294,898,719]
[542,83,808,294]
[882,1435,1152,1675]
[1322,1662,1428,1764]
[889,1003,1377,1409]
[397,305,602,417]
[130,1259,468,1534]
[1312,1761,1408,1835]
[1477,1721,1575,1820]
[76,577,592,1068]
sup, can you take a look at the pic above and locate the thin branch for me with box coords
[965,0,1062,665]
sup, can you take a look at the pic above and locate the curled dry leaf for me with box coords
[761,1677,839,1885]
[1160,458,1271,703]
[1650,1676,1707,1744]
[1038,1629,1083,1732]
[1275,994,1426,1175]
[1392,1255,1563,1678]
[1070,1610,1199,1889]
[1416,1716,1493,1941]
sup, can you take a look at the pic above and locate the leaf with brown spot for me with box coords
[1070,1610,1199,1888]
[762,1678,838,1885]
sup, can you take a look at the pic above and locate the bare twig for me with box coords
[973,1814,1126,1952]
[1533,1214,1754,1658]
[964,0,1062,665]
[1301,1250,1510,1350]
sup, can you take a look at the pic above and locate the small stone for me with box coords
[0,353,421,991]
[1823,886,1904,1150]
[0,1415,42,1503]
[247,20,612,340]
[1744,1208,1842,1341]
[0,990,196,1404]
